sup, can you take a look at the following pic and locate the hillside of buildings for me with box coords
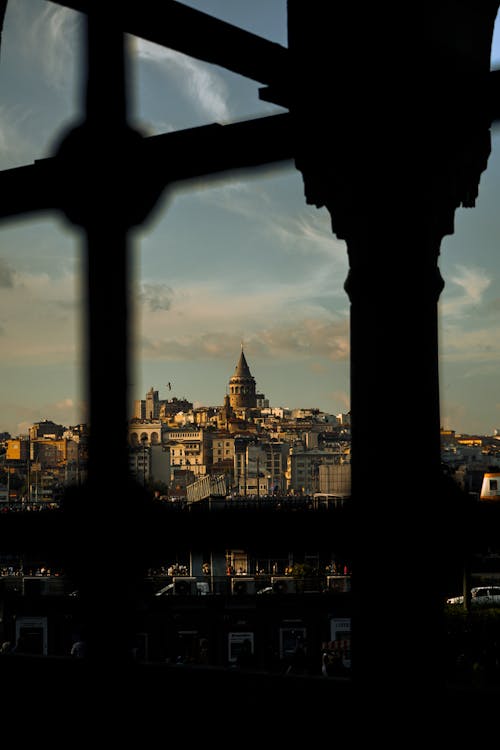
[1,349,500,506]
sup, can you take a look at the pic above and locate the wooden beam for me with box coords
[52,0,288,87]
[0,113,293,221]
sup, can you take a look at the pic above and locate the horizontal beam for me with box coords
[143,112,294,182]
[53,0,288,88]
[0,504,354,560]
[0,113,293,221]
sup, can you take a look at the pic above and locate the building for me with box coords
[318,460,352,497]
[133,388,193,422]
[165,427,209,480]
[211,433,235,485]
[29,420,65,440]
[286,447,346,495]
[128,420,163,448]
[228,347,258,412]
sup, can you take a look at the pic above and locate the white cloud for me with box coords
[163,178,348,297]
[271,213,348,275]
[0,105,36,169]
[28,4,82,92]
[133,38,230,123]
[441,264,491,318]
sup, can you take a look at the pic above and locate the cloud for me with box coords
[28,4,82,91]
[54,398,74,410]
[440,326,500,363]
[133,38,230,123]
[251,319,349,360]
[441,264,491,318]
[138,278,318,332]
[0,257,15,288]
[137,282,174,312]
[173,177,348,288]
[486,297,500,312]
[0,105,35,169]
[0,268,79,363]
[272,212,346,261]
[140,316,349,362]
[188,176,344,259]
[12,396,83,437]
[439,264,500,366]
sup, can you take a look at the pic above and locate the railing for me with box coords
[0,573,353,597]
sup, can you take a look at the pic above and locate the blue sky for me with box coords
[1,1,500,437]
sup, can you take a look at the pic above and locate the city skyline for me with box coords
[2,2,500,437]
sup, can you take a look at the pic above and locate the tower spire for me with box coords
[229,346,256,410]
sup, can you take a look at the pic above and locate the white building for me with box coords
[165,428,209,479]
[128,420,162,448]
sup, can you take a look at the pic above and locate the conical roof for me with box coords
[233,348,252,379]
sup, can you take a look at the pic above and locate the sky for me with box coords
[1,1,500,438]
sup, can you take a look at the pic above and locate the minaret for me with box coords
[228,346,257,410]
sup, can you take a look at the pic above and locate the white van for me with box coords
[447,586,500,607]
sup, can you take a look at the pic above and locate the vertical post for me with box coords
[53,9,161,666]
[83,10,131,488]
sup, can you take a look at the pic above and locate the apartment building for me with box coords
[286,447,346,495]
[165,427,209,479]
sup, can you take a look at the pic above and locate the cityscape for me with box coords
[3,0,500,735]
[2,346,500,508]
[0,346,499,678]
[0,348,356,673]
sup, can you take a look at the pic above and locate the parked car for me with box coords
[446,586,500,606]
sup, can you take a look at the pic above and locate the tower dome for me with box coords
[228,347,257,410]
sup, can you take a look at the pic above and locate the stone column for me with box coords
[287,0,498,706]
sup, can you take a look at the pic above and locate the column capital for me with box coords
[288,1,497,249]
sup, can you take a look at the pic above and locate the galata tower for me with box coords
[228,347,257,410]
